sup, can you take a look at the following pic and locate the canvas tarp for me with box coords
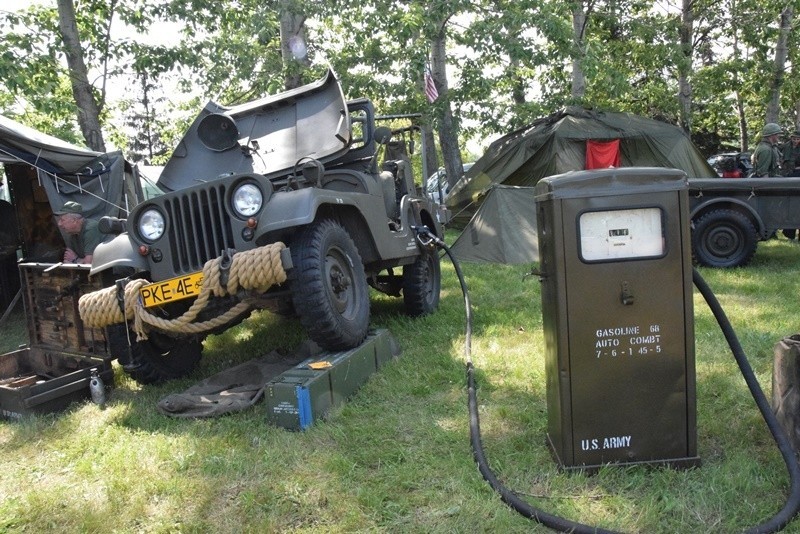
[449,185,539,264]
[446,106,716,227]
[0,114,144,265]
[0,115,103,173]
[0,114,139,221]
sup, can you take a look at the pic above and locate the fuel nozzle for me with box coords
[412,225,445,249]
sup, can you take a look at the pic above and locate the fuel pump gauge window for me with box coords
[578,207,665,262]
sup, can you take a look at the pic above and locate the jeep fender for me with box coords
[256,187,386,231]
[689,197,765,237]
[90,233,149,276]
[254,187,414,260]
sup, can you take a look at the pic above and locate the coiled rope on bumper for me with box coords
[79,242,288,340]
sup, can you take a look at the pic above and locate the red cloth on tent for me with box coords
[586,139,620,169]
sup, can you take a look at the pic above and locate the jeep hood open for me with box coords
[158,69,351,192]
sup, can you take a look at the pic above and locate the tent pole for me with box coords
[0,288,21,326]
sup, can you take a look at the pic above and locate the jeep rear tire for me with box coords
[402,247,441,316]
[290,219,369,350]
[107,325,202,384]
[692,209,758,268]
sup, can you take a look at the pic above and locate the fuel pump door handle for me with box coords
[621,281,634,305]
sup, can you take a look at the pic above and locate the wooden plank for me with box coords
[0,374,39,388]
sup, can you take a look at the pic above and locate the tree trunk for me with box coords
[766,6,793,124]
[422,125,438,188]
[737,93,748,151]
[571,5,587,100]
[729,0,748,151]
[430,26,463,189]
[795,101,800,132]
[677,0,693,133]
[140,71,154,163]
[510,56,526,106]
[280,0,310,90]
[56,0,106,152]
[409,25,439,181]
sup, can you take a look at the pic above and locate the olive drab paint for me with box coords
[535,168,699,470]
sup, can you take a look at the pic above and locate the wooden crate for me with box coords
[0,346,112,419]
[0,263,114,419]
[20,262,108,355]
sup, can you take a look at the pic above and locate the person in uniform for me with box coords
[54,201,102,264]
[751,122,783,177]
[779,131,800,239]
[782,130,800,177]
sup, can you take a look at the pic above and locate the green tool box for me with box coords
[265,329,400,430]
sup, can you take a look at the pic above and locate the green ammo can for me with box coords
[265,329,400,430]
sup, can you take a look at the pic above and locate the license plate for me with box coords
[140,271,204,308]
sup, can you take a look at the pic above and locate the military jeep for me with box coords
[91,69,443,384]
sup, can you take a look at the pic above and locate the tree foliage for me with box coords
[0,0,798,162]
[0,5,84,143]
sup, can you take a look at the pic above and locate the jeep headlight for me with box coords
[233,183,263,217]
[138,208,165,242]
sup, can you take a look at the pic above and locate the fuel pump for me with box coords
[535,168,698,469]
[414,165,800,533]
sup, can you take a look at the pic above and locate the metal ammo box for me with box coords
[0,263,114,419]
[265,329,400,430]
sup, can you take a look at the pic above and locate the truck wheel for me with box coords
[290,220,369,350]
[692,209,758,268]
[402,248,441,316]
[107,325,202,384]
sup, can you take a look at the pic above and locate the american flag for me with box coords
[424,67,439,103]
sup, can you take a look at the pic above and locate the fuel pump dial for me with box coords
[579,207,664,261]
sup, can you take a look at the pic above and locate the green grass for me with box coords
[2,235,800,532]
[0,302,26,354]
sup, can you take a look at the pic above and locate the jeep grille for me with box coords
[163,185,235,274]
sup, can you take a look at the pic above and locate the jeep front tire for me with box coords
[107,325,202,384]
[290,219,370,350]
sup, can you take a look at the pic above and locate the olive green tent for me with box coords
[0,114,144,266]
[446,106,716,229]
[449,185,539,264]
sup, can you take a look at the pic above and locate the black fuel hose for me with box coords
[416,225,800,533]
[693,267,800,533]
[415,226,618,533]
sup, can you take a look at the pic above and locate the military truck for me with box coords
[89,69,444,384]
[688,176,800,268]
